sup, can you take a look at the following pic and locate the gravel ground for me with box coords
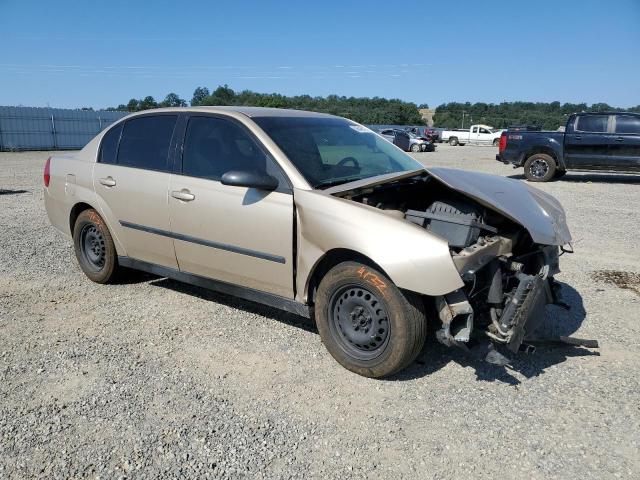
[1,145,639,479]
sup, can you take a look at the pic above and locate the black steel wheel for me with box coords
[315,261,427,378]
[328,284,390,360]
[80,224,106,271]
[73,209,119,283]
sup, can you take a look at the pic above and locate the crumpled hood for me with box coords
[426,167,571,245]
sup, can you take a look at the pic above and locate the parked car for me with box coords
[378,128,428,152]
[441,125,503,146]
[405,126,441,143]
[44,107,573,378]
[497,112,640,182]
[407,131,436,152]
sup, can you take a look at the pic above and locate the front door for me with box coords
[93,114,179,268]
[168,115,294,298]
[564,114,611,169]
[608,114,640,171]
[477,126,494,145]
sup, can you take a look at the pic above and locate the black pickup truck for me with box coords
[496,112,640,181]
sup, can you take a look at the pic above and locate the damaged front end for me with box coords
[327,168,592,360]
[436,240,565,355]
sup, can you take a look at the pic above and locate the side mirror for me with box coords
[220,169,279,191]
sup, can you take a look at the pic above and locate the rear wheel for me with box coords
[449,137,459,146]
[73,209,119,283]
[493,138,500,146]
[315,261,427,378]
[524,153,556,182]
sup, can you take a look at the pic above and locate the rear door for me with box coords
[469,126,479,144]
[609,114,640,171]
[93,114,179,268]
[564,114,611,169]
[168,114,294,297]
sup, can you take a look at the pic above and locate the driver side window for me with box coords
[182,116,266,180]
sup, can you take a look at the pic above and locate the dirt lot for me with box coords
[1,145,639,479]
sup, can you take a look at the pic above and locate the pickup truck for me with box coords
[496,112,640,182]
[441,125,503,146]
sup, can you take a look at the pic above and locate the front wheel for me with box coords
[315,262,427,378]
[524,153,557,182]
[410,143,421,153]
[73,209,120,283]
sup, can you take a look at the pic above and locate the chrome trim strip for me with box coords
[119,220,286,264]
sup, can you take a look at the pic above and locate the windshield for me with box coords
[253,116,424,188]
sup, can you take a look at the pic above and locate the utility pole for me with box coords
[461,111,466,129]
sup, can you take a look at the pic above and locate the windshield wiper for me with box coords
[314,176,365,189]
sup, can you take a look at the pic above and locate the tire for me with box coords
[493,138,500,146]
[315,261,427,378]
[448,137,459,146]
[410,143,421,153]
[524,153,557,182]
[73,209,120,283]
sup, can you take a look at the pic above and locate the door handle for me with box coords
[99,177,116,187]
[614,136,624,142]
[574,135,582,141]
[171,189,195,201]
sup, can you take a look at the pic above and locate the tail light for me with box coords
[44,157,51,187]
[498,132,507,154]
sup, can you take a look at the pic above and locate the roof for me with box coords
[126,106,339,118]
[575,111,640,116]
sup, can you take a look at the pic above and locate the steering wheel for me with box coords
[337,156,360,169]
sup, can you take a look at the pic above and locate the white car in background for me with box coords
[441,124,504,146]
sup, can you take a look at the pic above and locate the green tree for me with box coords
[160,92,187,107]
[125,99,140,112]
[191,87,210,106]
[138,96,158,110]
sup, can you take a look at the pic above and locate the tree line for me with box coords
[107,85,424,125]
[107,87,640,129]
[433,101,640,130]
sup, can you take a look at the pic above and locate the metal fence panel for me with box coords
[0,106,128,151]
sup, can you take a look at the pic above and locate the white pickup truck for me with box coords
[441,125,503,146]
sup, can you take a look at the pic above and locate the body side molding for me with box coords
[119,220,286,264]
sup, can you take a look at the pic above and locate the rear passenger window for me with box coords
[615,116,640,134]
[575,115,608,133]
[182,116,270,180]
[117,115,177,171]
[99,123,122,164]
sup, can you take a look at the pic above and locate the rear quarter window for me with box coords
[117,115,178,171]
[99,123,122,164]
[575,115,608,133]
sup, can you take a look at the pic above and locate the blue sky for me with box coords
[1,0,638,109]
